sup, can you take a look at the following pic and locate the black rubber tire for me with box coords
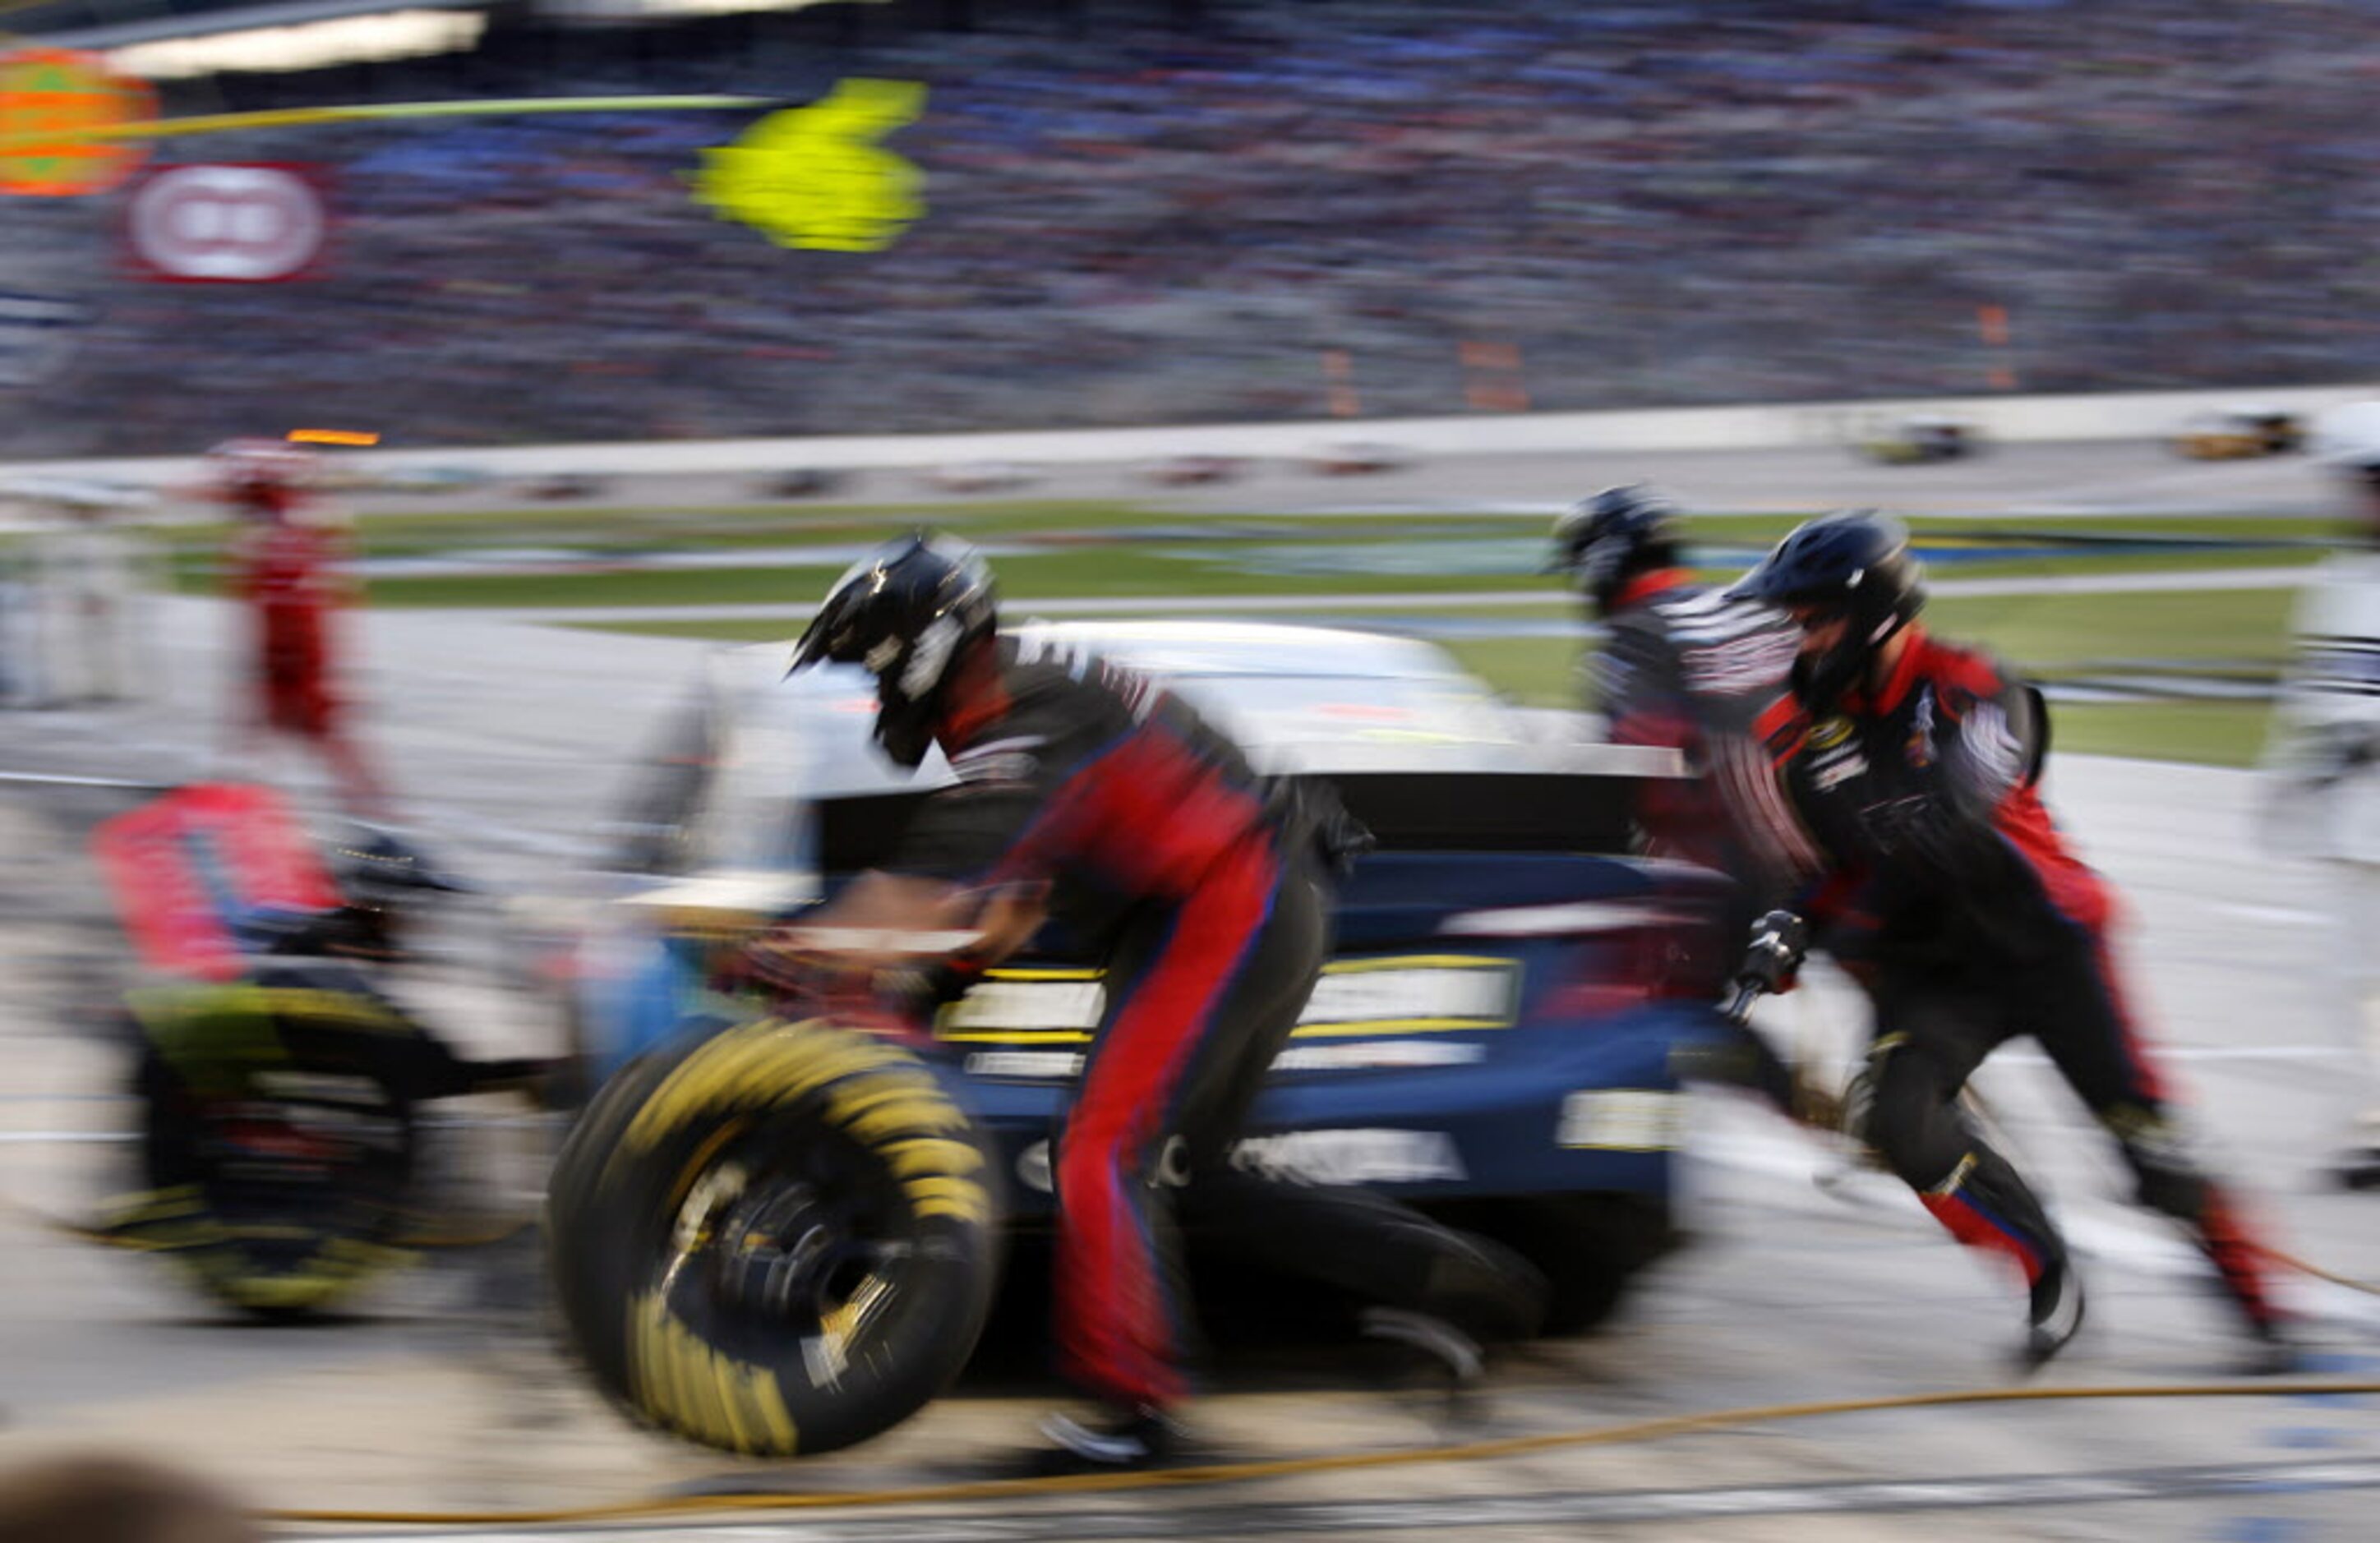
[129,1007,422,1319]
[1462,1193,1679,1337]
[547,1017,1003,1458]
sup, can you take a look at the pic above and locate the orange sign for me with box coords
[0,48,155,196]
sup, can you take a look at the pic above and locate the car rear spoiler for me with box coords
[814,755,1683,872]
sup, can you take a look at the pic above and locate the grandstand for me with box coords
[1,1,2375,455]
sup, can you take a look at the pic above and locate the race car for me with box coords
[550,622,1740,1456]
[1309,440,1413,476]
[519,472,612,501]
[755,467,850,499]
[921,461,1040,495]
[1859,413,1977,465]
[1141,454,1246,487]
[2174,406,2306,460]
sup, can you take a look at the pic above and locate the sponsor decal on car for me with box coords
[1230,1128,1466,1186]
[963,1037,1485,1082]
[1269,1039,1487,1072]
[939,956,1521,1043]
[1556,1089,1686,1152]
[1014,1128,1464,1192]
[962,1049,1088,1080]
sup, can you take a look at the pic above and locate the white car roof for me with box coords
[657,619,1675,881]
[626,618,1678,905]
[1003,619,1476,679]
[748,620,1542,787]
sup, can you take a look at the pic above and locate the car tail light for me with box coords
[1440,901,1724,1021]
[1541,923,1725,1019]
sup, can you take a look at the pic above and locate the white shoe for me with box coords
[2019,1263,2086,1371]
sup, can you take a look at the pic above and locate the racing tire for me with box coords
[125,1000,424,1320]
[547,1016,1003,1458]
[1475,1193,1678,1336]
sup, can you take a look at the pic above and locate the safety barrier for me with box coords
[8,382,2380,490]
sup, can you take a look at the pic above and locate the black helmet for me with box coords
[332,828,470,900]
[1728,510,1925,710]
[1545,484,1683,613]
[306,828,469,959]
[790,532,999,767]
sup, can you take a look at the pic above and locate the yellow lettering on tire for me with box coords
[625,1020,916,1153]
[879,1137,985,1181]
[902,1175,991,1224]
[630,1290,798,1454]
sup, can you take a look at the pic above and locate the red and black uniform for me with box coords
[888,636,1529,1412]
[225,493,386,818]
[1754,627,2281,1333]
[1595,568,1812,1104]
[1595,569,1811,883]
[229,505,344,739]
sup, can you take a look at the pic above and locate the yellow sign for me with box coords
[694,79,925,252]
[0,48,155,196]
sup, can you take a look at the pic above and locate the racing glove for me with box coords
[1735,909,1809,996]
[738,933,836,1008]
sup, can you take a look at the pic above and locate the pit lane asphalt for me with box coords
[2,438,2378,1540]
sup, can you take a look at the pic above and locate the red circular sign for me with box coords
[126,164,327,282]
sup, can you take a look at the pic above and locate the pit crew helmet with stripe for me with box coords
[1728,510,1925,711]
[790,532,999,767]
[1545,484,1684,614]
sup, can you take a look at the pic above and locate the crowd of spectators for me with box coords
[4,0,2378,455]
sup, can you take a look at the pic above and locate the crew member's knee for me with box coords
[1861,1047,1965,1191]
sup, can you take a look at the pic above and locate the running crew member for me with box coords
[1549,485,1815,1110]
[1731,510,2290,1370]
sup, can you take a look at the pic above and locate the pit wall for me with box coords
[10,381,2380,487]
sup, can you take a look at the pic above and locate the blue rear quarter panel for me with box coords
[584,849,1739,1219]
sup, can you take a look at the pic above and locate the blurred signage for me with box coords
[0,290,91,387]
[542,0,865,17]
[694,78,925,252]
[0,47,155,196]
[124,164,329,283]
[109,12,488,81]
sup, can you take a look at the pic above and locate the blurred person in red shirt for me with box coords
[210,439,389,819]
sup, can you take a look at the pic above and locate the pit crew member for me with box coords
[1548,485,1815,1110]
[781,533,1546,1472]
[2262,400,2380,1188]
[213,440,388,819]
[1732,510,2290,1371]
